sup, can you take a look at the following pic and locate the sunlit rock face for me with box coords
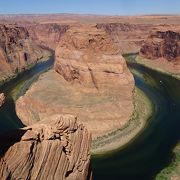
[27,23,70,50]
[55,25,134,92]
[0,24,48,81]
[16,25,134,140]
[140,31,180,61]
[0,114,92,180]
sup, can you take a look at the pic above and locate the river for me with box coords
[0,54,179,179]
[0,57,54,134]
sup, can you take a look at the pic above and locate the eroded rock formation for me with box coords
[140,31,180,61]
[16,25,134,139]
[0,24,49,82]
[96,23,151,54]
[55,25,133,90]
[27,23,69,50]
[0,114,92,180]
[0,93,5,107]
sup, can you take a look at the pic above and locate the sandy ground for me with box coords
[92,87,153,154]
[136,56,180,80]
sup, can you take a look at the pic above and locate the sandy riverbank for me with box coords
[0,50,52,87]
[92,87,153,155]
[136,56,180,80]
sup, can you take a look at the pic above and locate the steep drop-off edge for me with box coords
[0,114,92,180]
[92,87,153,154]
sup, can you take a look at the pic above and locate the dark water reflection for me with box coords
[92,55,180,180]
[0,57,54,135]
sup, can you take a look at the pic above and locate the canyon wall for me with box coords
[0,24,49,83]
[140,31,180,61]
[16,25,134,139]
[0,114,92,180]
[96,23,151,54]
[27,23,69,50]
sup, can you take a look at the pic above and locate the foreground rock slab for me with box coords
[0,114,92,180]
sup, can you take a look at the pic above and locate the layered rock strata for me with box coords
[0,114,92,180]
[27,23,69,50]
[16,25,134,140]
[96,23,148,53]
[0,24,49,82]
[140,31,180,61]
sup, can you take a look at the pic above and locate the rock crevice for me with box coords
[0,114,92,180]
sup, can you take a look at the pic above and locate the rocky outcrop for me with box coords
[0,24,49,82]
[0,93,5,107]
[55,25,134,91]
[96,23,151,54]
[16,25,134,139]
[0,114,92,180]
[140,31,180,61]
[27,23,69,50]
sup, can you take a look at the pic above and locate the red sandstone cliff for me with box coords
[16,25,134,139]
[0,24,49,82]
[0,114,92,180]
[27,23,69,50]
[96,23,151,54]
[140,31,180,61]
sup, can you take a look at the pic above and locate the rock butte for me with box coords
[16,25,135,139]
[0,114,92,180]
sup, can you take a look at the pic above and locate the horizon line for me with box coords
[0,12,180,17]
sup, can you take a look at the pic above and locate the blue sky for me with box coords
[0,0,180,15]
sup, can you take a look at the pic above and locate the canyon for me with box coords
[137,30,180,77]
[0,24,50,84]
[0,14,180,180]
[16,25,135,141]
[140,31,180,61]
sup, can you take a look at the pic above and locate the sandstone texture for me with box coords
[0,114,92,180]
[27,23,69,50]
[0,24,49,82]
[96,23,148,54]
[16,25,134,139]
[140,31,180,61]
[0,93,5,107]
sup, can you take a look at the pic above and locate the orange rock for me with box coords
[0,24,48,81]
[16,25,135,139]
[0,93,5,107]
[140,31,180,61]
[0,114,92,180]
